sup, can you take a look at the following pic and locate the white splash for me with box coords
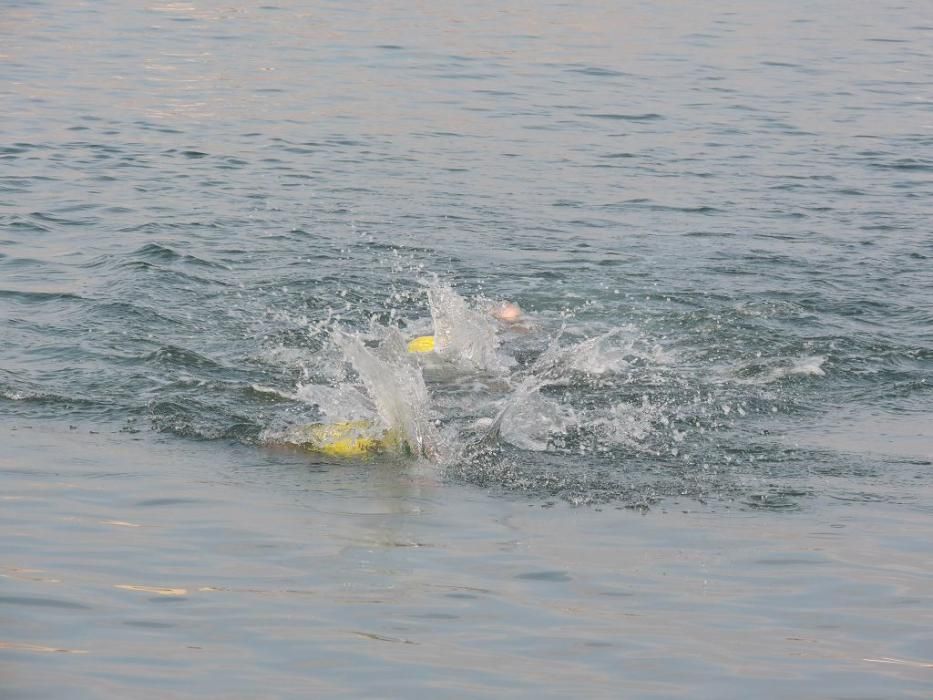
[426,283,509,374]
[334,329,440,459]
[262,281,679,462]
[564,327,672,376]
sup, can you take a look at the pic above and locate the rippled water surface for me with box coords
[2,1,932,697]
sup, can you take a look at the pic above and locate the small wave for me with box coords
[1,388,38,401]
[580,112,663,121]
[83,300,179,326]
[128,242,230,270]
[567,66,628,77]
[149,399,260,442]
[0,289,85,304]
[0,385,111,414]
[248,384,297,401]
[733,356,827,385]
[869,158,932,172]
[29,211,95,227]
[145,345,224,370]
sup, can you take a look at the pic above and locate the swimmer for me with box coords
[287,419,438,459]
[281,420,389,458]
[408,300,526,353]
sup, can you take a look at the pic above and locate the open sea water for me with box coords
[2,1,932,697]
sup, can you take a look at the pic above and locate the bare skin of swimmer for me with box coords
[491,302,522,323]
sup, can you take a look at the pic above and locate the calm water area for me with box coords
[2,1,932,697]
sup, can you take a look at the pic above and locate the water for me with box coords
[2,0,932,696]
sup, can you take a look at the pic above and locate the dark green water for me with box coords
[2,1,931,696]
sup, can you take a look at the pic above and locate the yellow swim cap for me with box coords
[299,420,410,458]
[407,335,435,353]
[303,420,382,458]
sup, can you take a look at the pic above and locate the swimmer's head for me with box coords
[490,301,522,323]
